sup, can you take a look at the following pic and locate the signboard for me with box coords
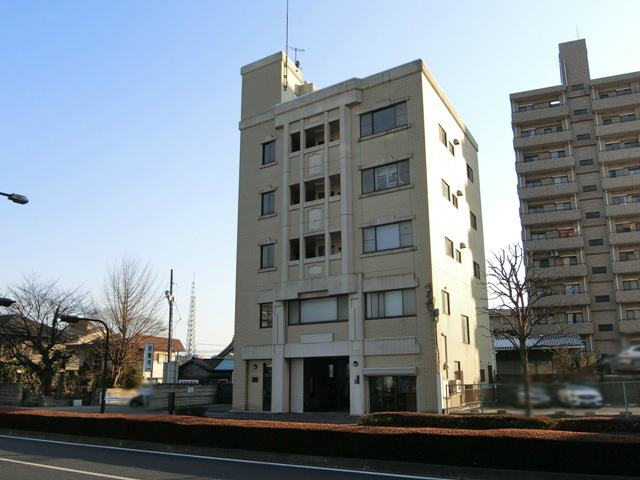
[143,343,154,372]
[178,379,199,384]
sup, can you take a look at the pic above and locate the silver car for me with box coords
[557,385,603,408]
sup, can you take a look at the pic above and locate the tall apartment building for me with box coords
[511,40,640,359]
[234,52,492,415]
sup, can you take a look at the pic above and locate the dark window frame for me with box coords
[262,140,276,165]
[360,102,408,138]
[260,243,275,269]
[260,303,273,328]
[361,160,410,194]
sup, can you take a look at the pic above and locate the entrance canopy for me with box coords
[494,334,583,351]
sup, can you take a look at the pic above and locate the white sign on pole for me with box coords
[143,343,154,372]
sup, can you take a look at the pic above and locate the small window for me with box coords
[585,211,600,219]
[260,303,273,328]
[455,250,462,263]
[518,104,533,112]
[461,315,470,344]
[448,142,455,155]
[549,100,561,107]
[260,244,275,269]
[531,232,547,240]
[290,132,300,153]
[524,155,539,163]
[470,212,477,230]
[452,195,458,209]
[445,237,454,258]
[290,184,300,205]
[361,102,408,137]
[261,191,275,216]
[521,129,536,137]
[329,120,340,142]
[262,141,276,165]
[573,109,587,115]
[580,159,594,166]
[623,280,639,290]
[583,185,597,192]
[473,262,481,279]
[442,290,450,315]
[576,133,590,140]
[305,124,325,149]
[589,239,604,246]
[438,125,447,146]
[595,295,610,303]
[467,164,474,183]
[598,324,614,332]
[442,180,450,200]
[570,83,584,91]
[550,150,566,158]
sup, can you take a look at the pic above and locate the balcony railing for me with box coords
[519,127,566,138]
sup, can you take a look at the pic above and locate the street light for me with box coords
[0,297,16,307]
[0,192,29,205]
[59,315,110,414]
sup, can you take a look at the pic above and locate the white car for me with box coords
[557,385,603,408]
[611,346,640,372]
[515,386,551,408]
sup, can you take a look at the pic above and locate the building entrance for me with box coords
[303,357,349,412]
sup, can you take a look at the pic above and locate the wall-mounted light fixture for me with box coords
[460,242,467,249]
[253,364,258,370]
[453,139,460,145]
[352,361,358,367]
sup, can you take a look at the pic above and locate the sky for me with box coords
[2,1,640,356]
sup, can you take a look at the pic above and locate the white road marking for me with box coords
[0,433,446,479]
[0,456,141,479]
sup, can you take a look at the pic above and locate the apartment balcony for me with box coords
[602,174,640,191]
[518,181,578,201]
[514,129,572,150]
[535,292,590,308]
[534,322,594,336]
[612,259,640,274]
[609,231,640,246]
[619,319,640,334]
[512,103,569,125]
[596,119,640,138]
[616,290,640,303]
[605,202,640,218]
[525,235,584,252]
[537,264,587,279]
[599,145,640,164]
[521,208,581,226]
[592,90,640,112]
[515,155,575,175]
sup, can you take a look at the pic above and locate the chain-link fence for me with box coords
[447,381,640,417]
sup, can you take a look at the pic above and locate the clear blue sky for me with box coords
[2,1,640,355]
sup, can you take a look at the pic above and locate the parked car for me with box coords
[557,385,603,408]
[611,346,640,373]
[515,386,551,408]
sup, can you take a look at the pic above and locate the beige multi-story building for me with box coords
[512,40,640,360]
[233,52,492,415]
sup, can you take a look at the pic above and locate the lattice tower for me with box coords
[186,280,196,357]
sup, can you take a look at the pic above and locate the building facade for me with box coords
[511,40,640,359]
[234,52,492,415]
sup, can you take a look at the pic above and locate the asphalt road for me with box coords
[0,434,450,480]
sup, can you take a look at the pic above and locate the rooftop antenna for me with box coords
[576,27,580,39]
[284,0,289,91]
[288,46,305,68]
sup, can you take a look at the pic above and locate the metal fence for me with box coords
[448,381,640,418]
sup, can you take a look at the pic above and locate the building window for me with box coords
[583,185,597,192]
[369,376,417,413]
[531,232,547,240]
[566,312,584,323]
[261,191,275,216]
[260,303,273,328]
[585,211,600,219]
[598,324,614,332]
[452,195,458,209]
[589,239,604,246]
[564,284,581,295]
[623,280,639,290]
[592,266,607,274]
[442,180,450,200]
[570,83,584,91]
[580,159,594,166]
[467,164,474,183]
[528,205,544,213]
[627,309,640,320]
[521,129,536,137]
[556,202,571,211]
[620,251,636,261]
[455,249,462,263]
[473,262,481,279]
[449,142,455,155]
[574,109,587,115]
[595,295,610,303]
[553,176,569,184]
[362,160,410,194]
[442,290,450,315]
[262,141,276,165]
[576,134,590,140]
[524,154,539,163]
[550,150,566,158]
[445,237,454,258]
[438,125,447,146]
[260,244,275,269]
[360,102,408,137]
[612,195,628,205]
[480,369,486,382]
[470,212,477,230]
[288,295,348,325]
[461,315,470,344]
[363,221,413,253]
[366,289,416,319]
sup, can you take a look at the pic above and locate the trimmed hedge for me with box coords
[1,409,640,476]
[359,412,640,434]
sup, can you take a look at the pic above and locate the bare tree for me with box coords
[100,257,165,387]
[0,275,89,396]
[485,243,564,417]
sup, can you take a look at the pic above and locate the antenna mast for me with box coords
[284,0,289,91]
[187,277,196,358]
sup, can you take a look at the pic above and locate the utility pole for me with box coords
[165,269,174,361]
